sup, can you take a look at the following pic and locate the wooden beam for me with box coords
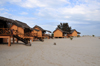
[16,38,18,43]
[0,36,11,46]
[8,37,11,46]
[13,37,14,44]
[31,37,33,42]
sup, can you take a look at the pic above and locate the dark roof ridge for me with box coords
[33,25,51,33]
[0,16,30,29]
[53,28,68,33]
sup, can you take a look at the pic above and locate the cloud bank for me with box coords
[0,0,100,36]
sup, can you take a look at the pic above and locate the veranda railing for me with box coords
[0,28,11,35]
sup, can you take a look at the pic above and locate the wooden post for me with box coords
[31,38,33,42]
[8,37,11,46]
[16,38,18,43]
[48,36,49,39]
[30,37,33,42]
[13,37,14,44]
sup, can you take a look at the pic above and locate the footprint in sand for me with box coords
[46,60,62,66]
[62,54,65,56]
[92,62,96,64]
[77,60,81,63]
[9,59,11,61]
[85,61,90,64]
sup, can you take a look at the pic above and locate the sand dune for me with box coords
[0,37,100,66]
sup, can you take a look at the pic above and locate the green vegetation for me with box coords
[77,35,80,37]
[51,33,54,37]
[57,23,71,32]
[70,37,73,40]
[92,35,95,37]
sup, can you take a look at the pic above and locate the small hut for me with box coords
[11,20,31,36]
[67,29,81,37]
[53,28,68,38]
[31,25,51,39]
[0,16,32,46]
[0,16,15,46]
[10,20,34,43]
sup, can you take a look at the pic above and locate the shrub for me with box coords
[52,33,54,37]
[92,35,95,37]
[54,43,56,45]
[77,35,80,37]
[70,37,73,40]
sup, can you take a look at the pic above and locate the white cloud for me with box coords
[61,5,86,14]
[0,0,21,5]
[20,12,28,15]
[0,8,9,11]
[65,16,71,18]
[20,0,46,8]
[1,0,100,24]
[0,12,12,18]
[0,0,100,36]
[0,0,70,8]
[0,11,36,28]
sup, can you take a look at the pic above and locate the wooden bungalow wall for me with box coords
[11,25,24,37]
[54,29,63,38]
[32,27,42,37]
[67,31,77,37]
[0,21,11,46]
[3,38,7,43]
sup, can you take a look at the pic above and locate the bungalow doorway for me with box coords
[0,39,3,43]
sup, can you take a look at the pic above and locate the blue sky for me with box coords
[0,0,100,36]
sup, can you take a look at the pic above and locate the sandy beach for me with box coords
[0,37,100,66]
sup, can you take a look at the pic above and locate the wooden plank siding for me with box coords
[67,30,78,37]
[11,25,33,42]
[32,27,42,37]
[18,27,24,37]
[0,36,11,46]
[54,29,63,38]
[11,25,18,30]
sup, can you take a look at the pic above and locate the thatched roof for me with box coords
[33,25,44,31]
[30,28,40,31]
[14,20,30,29]
[69,29,81,34]
[33,25,51,33]
[53,28,81,34]
[0,16,14,23]
[44,30,52,33]
[0,16,31,29]
[53,28,68,34]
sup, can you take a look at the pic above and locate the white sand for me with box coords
[0,37,100,66]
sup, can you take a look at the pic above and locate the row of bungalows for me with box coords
[53,28,80,38]
[0,16,81,46]
[0,16,17,46]
[10,20,35,43]
[0,16,51,46]
[0,17,41,46]
[0,16,35,46]
[53,28,68,38]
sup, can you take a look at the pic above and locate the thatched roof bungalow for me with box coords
[53,28,68,38]
[31,25,51,38]
[67,29,81,37]
[0,16,33,46]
